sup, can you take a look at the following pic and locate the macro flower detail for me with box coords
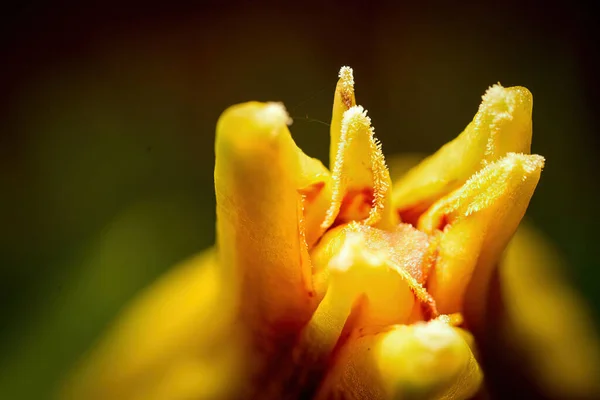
[63,67,550,399]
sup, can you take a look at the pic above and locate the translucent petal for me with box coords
[61,249,242,400]
[393,85,533,224]
[419,153,544,323]
[315,317,482,400]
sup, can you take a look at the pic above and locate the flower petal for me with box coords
[481,224,600,399]
[315,317,482,400]
[215,102,333,342]
[329,66,356,171]
[298,222,437,371]
[393,85,533,224]
[323,106,397,231]
[419,153,544,324]
[61,249,242,400]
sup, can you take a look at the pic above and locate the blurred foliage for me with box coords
[0,1,598,398]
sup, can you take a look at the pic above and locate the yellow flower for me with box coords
[61,67,600,399]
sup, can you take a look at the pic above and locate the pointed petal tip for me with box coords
[514,152,545,172]
[445,152,544,220]
[495,152,545,178]
[338,66,355,96]
[485,152,544,179]
[338,65,354,78]
[341,105,371,133]
[480,84,533,120]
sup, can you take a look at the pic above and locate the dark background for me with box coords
[1,1,598,398]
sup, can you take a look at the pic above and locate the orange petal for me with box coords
[215,102,329,342]
[323,106,397,231]
[315,317,482,400]
[393,85,533,224]
[419,153,544,324]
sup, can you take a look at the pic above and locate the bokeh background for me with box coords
[1,1,598,398]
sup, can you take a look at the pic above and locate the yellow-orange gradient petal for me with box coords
[215,102,331,353]
[61,249,242,400]
[315,317,482,400]
[393,85,533,225]
[419,153,544,324]
[323,106,397,231]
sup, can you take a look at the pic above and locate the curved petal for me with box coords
[61,249,242,400]
[393,85,533,224]
[315,317,482,400]
[324,106,397,231]
[481,224,600,399]
[420,153,544,324]
[215,102,331,345]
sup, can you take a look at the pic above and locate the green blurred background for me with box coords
[1,1,598,398]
